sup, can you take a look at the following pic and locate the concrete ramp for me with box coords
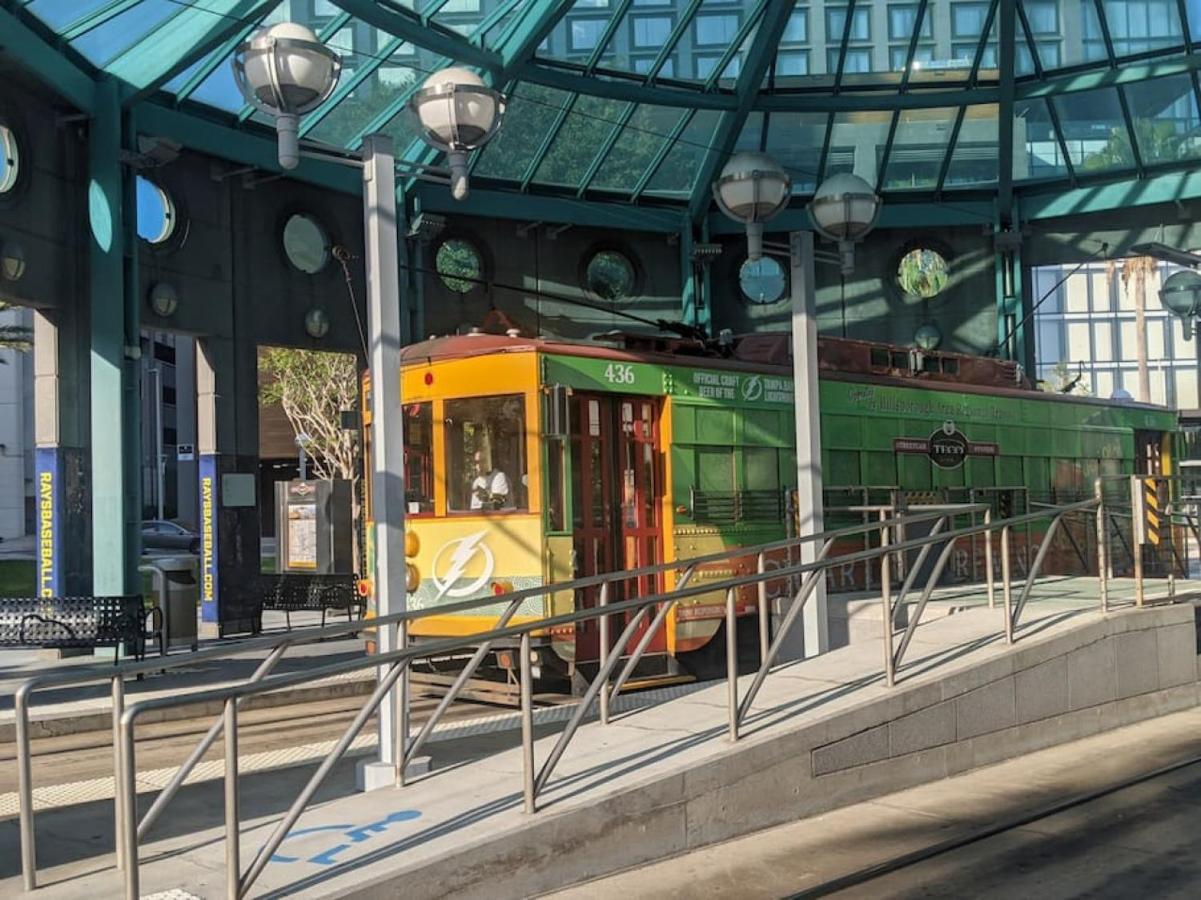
[10,590,1200,899]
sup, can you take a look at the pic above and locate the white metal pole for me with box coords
[358,133,407,792]
[787,231,828,659]
[153,365,164,521]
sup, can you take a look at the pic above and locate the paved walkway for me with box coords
[1,576,1189,899]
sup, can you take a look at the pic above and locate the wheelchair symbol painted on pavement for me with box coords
[268,809,422,866]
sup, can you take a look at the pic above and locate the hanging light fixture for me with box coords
[1160,269,1201,340]
[712,152,791,261]
[808,173,882,275]
[232,22,341,169]
[409,68,506,201]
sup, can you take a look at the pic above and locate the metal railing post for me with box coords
[520,632,535,814]
[16,685,36,891]
[224,699,240,900]
[598,583,611,725]
[726,588,738,742]
[1167,497,1177,600]
[1010,514,1066,633]
[1001,525,1014,644]
[112,675,125,869]
[880,520,895,687]
[398,619,410,787]
[119,713,139,900]
[984,507,995,609]
[756,552,769,663]
[1095,478,1109,612]
[891,535,959,675]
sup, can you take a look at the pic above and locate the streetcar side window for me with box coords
[445,394,529,512]
[404,403,434,515]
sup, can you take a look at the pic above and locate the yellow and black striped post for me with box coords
[1143,477,1162,547]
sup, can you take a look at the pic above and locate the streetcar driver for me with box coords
[469,448,512,510]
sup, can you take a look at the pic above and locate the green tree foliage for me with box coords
[1079,118,1185,172]
[1040,360,1092,396]
[0,300,31,362]
[435,238,482,293]
[897,248,948,299]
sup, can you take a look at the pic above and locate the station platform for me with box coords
[2,577,1198,899]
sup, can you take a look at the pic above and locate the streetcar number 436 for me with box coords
[603,363,635,385]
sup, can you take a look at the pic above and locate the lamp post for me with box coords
[232,27,504,791]
[408,68,505,201]
[713,158,884,660]
[808,172,882,275]
[711,151,791,261]
[1160,269,1201,341]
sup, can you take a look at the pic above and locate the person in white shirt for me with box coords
[469,450,511,510]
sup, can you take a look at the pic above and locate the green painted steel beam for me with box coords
[519,92,578,191]
[630,108,694,201]
[705,200,998,234]
[492,0,574,81]
[125,2,280,106]
[701,0,769,93]
[518,62,736,109]
[1020,167,1201,219]
[578,102,637,196]
[643,0,704,84]
[105,1,278,92]
[1017,55,1201,97]
[171,18,259,103]
[331,0,501,71]
[89,78,141,594]
[998,0,1016,219]
[411,180,682,233]
[686,0,798,222]
[299,30,405,138]
[584,0,633,75]
[469,0,525,48]
[134,101,361,194]
[0,6,95,112]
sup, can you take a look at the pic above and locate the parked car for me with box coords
[141,520,199,555]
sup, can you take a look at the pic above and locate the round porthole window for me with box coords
[283,213,331,274]
[585,250,636,302]
[739,256,786,305]
[897,247,949,299]
[436,237,483,293]
[0,124,18,194]
[136,176,176,245]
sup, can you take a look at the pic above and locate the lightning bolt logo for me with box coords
[431,530,495,600]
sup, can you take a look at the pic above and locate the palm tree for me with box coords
[0,300,31,361]
[1107,257,1156,403]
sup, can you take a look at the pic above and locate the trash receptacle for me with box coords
[144,556,199,651]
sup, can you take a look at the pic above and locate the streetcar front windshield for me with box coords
[445,394,529,512]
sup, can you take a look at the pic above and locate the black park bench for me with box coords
[0,595,163,663]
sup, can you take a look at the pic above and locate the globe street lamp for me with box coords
[408,67,505,201]
[1160,269,1201,340]
[712,151,791,261]
[808,173,882,275]
[232,22,340,169]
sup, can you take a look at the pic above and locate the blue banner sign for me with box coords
[34,447,61,597]
[199,454,219,622]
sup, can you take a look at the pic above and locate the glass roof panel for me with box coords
[473,82,575,181]
[305,41,426,150]
[535,1,625,69]
[425,0,492,36]
[881,106,959,192]
[943,104,999,188]
[25,0,115,31]
[188,55,248,113]
[1050,85,1136,174]
[764,111,826,194]
[1014,97,1069,181]
[1066,0,1111,68]
[69,0,179,68]
[642,107,723,196]
[903,0,991,85]
[161,47,220,96]
[589,104,686,191]
[1123,73,1201,165]
[825,109,892,181]
[531,95,630,187]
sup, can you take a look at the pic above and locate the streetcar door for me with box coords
[1135,430,1165,475]
[570,394,665,662]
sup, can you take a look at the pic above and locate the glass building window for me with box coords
[888,4,932,40]
[282,213,328,274]
[740,257,787,304]
[137,177,177,245]
[435,238,483,293]
[777,50,810,76]
[952,2,990,37]
[782,10,808,43]
[830,48,873,72]
[1037,40,1061,67]
[569,18,607,51]
[633,15,672,48]
[585,249,636,301]
[445,395,528,512]
[1024,1,1059,34]
[827,7,870,41]
[695,14,739,46]
[1105,0,1184,55]
[0,123,18,194]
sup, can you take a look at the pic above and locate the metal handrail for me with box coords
[108,496,1120,900]
[15,503,956,892]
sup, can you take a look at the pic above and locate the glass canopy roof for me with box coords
[12,0,1201,209]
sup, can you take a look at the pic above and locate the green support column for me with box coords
[88,79,141,594]
[680,222,698,329]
